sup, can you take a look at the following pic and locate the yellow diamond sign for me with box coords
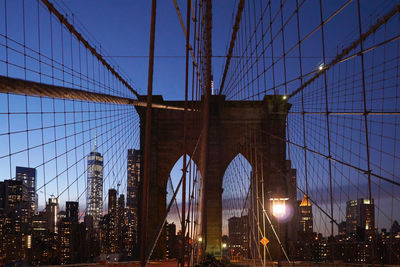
[260,237,269,246]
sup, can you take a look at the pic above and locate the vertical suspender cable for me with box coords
[356,0,375,264]
[318,2,335,264]
[140,0,157,266]
[180,0,191,266]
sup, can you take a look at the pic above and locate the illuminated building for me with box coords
[228,215,249,257]
[46,198,59,233]
[59,218,73,264]
[109,189,117,213]
[108,189,118,253]
[86,138,104,229]
[126,149,141,257]
[286,161,298,241]
[16,166,37,215]
[66,201,79,223]
[58,210,66,221]
[59,201,80,264]
[312,234,330,262]
[298,194,313,234]
[346,198,375,237]
[117,194,125,252]
[0,215,4,260]
[294,195,314,261]
[0,180,29,261]
[29,211,50,265]
[99,214,111,254]
[83,214,100,260]
[166,222,177,259]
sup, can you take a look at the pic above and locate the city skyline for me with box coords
[0,0,399,237]
[3,149,400,236]
[0,0,399,265]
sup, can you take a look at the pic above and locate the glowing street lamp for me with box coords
[270,197,289,220]
[222,243,227,249]
[198,236,203,242]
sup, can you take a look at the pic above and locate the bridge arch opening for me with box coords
[164,154,200,259]
[222,153,252,259]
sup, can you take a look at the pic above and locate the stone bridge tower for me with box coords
[135,94,291,259]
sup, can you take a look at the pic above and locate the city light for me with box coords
[282,95,287,100]
[198,236,203,242]
[273,202,286,218]
[27,235,32,249]
[270,197,289,220]
[318,63,324,71]
[222,243,227,248]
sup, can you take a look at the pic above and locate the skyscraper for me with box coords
[295,195,314,261]
[228,215,249,257]
[0,179,29,219]
[298,194,313,234]
[59,218,73,264]
[166,222,177,259]
[16,166,37,215]
[286,161,298,246]
[46,197,59,233]
[346,198,375,237]
[117,194,125,252]
[86,138,104,229]
[0,180,30,261]
[60,201,80,264]
[108,189,118,253]
[127,149,141,212]
[126,149,141,256]
[108,189,117,214]
[66,201,79,223]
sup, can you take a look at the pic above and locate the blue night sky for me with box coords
[0,0,399,235]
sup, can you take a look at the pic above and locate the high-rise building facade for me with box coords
[60,202,81,264]
[108,189,117,214]
[59,218,73,264]
[346,198,375,237]
[228,215,249,257]
[298,194,313,234]
[117,194,125,252]
[46,198,59,233]
[294,195,315,261]
[285,161,298,247]
[16,166,37,215]
[29,211,52,265]
[126,149,141,257]
[166,222,177,259]
[86,147,103,229]
[66,201,79,223]
[108,189,118,253]
[0,179,30,261]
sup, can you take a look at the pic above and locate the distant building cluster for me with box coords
[1,150,400,265]
[290,197,400,264]
[0,148,143,265]
[165,221,190,260]
[226,167,400,265]
[226,195,400,264]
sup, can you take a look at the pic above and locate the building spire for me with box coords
[300,194,311,206]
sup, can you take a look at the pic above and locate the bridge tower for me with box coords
[136,94,291,259]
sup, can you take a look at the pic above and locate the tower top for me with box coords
[300,194,311,207]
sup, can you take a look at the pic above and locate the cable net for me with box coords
[219,0,400,265]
